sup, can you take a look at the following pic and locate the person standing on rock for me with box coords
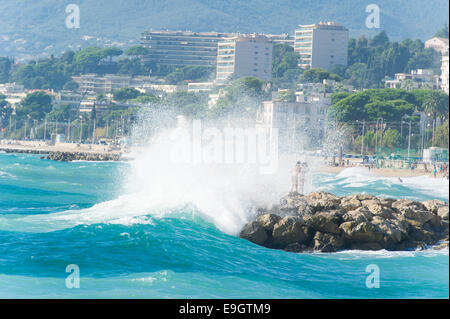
[299,162,308,194]
[291,161,302,194]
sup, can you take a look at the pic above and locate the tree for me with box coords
[328,89,418,123]
[433,120,449,148]
[382,128,404,149]
[63,80,79,90]
[0,57,12,83]
[227,76,264,99]
[423,90,449,145]
[165,66,212,84]
[272,43,302,88]
[434,23,449,38]
[0,95,12,128]
[299,68,340,83]
[128,95,160,104]
[370,31,390,47]
[47,105,75,122]
[276,90,296,102]
[102,47,123,63]
[73,47,107,74]
[165,91,207,109]
[422,90,449,121]
[126,45,149,59]
[113,87,141,102]
[117,58,148,76]
[209,76,264,118]
[16,91,52,121]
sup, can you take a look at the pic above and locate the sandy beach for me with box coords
[318,164,439,178]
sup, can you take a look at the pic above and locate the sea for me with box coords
[0,147,448,299]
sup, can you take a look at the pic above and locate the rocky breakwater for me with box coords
[43,151,122,162]
[240,192,449,252]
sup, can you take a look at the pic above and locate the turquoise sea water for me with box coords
[0,152,448,298]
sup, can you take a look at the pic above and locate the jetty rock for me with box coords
[240,192,449,252]
[43,151,122,162]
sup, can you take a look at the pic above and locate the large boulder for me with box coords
[437,206,449,221]
[304,210,343,235]
[371,217,408,247]
[408,227,438,245]
[378,198,396,208]
[305,192,340,212]
[340,196,362,212]
[340,221,384,243]
[422,200,447,213]
[239,221,268,245]
[297,202,315,216]
[392,199,427,213]
[400,209,435,226]
[361,199,382,207]
[256,214,281,233]
[313,231,346,252]
[343,207,373,223]
[272,216,308,248]
[367,204,395,219]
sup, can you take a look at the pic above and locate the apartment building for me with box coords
[0,82,25,94]
[72,74,152,94]
[52,91,84,110]
[384,69,440,90]
[141,30,233,70]
[216,34,273,82]
[256,92,331,151]
[294,22,348,70]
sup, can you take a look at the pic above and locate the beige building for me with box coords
[425,37,449,55]
[294,22,348,70]
[441,53,449,94]
[216,34,273,82]
[424,37,449,94]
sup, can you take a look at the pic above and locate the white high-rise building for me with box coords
[294,22,348,70]
[256,92,331,150]
[216,34,273,82]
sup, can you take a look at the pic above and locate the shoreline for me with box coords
[317,165,441,178]
[0,140,124,161]
[1,141,448,178]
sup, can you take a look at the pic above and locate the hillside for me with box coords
[0,0,448,61]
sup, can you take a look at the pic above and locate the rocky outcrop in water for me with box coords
[240,192,449,252]
[1,148,122,162]
[43,151,122,162]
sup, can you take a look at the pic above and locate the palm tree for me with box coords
[423,91,449,146]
